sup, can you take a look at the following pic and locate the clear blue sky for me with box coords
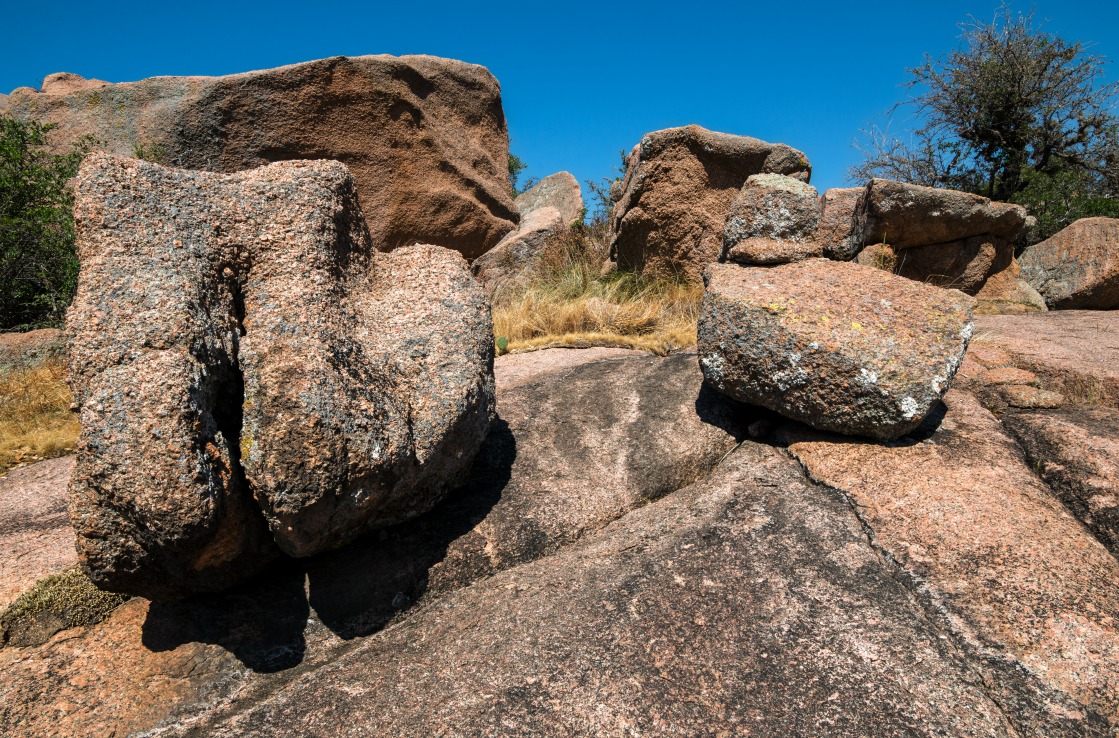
[2,1,1117,198]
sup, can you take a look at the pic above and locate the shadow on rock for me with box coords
[140,418,515,670]
[141,566,310,673]
[305,418,515,638]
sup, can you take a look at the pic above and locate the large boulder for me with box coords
[0,56,517,258]
[699,259,975,439]
[858,178,1027,249]
[1019,217,1119,309]
[608,125,811,281]
[472,172,584,292]
[721,173,823,265]
[67,154,494,598]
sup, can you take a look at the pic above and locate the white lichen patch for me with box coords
[859,368,879,386]
[701,353,726,383]
[899,396,920,420]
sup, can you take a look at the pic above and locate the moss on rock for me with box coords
[1,566,129,647]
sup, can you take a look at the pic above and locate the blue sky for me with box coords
[3,1,1117,199]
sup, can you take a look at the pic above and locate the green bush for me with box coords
[0,116,88,330]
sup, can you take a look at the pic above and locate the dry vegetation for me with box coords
[490,223,703,355]
[0,358,79,475]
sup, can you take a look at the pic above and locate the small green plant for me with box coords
[495,335,509,355]
[131,141,167,164]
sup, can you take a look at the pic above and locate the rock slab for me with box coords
[1,56,517,258]
[67,154,494,598]
[699,259,975,439]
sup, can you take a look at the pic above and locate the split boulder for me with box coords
[66,154,494,598]
[721,174,823,265]
[699,259,975,439]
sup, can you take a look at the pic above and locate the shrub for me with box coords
[0,116,89,330]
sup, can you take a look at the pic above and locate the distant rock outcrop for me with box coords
[66,154,494,598]
[609,125,811,281]
[0,56,517,258]
[699,259,975,439]
[1019,217,1119,309]
[473,172,584,292]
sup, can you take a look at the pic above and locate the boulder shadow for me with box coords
[140,417,515,670]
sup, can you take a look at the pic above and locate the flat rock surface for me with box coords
[1002,407,1119,556]
[0,457,76,611]
[974,311,1119,406]
[162,443,1030,738]
[784,389,1119,732]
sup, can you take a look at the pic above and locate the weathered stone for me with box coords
[893,234,1008,293]
[164,443,1043,737]
[1,56,517,258]
[67,154,494,597]
[974,257,1048,314]
[1003,407,1119,557]
[816,187,864,260]
[513,171,583,225]
[699,259,975,439]
[722,173,823,264]
[859,178,1028,249]
[974,311,1119,407]
[854,241,897,271]
[0,349,751,736]
[981,366,1040,386]
[1019,217,1119,309]
[39,72,108,95]
[609,125,811,281]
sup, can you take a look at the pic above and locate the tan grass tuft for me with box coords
[0,358,79,475]
[490,223,702,356]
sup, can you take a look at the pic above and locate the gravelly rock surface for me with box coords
[699,259,975,439]
[0,56,516,258]
[67,154,494,596]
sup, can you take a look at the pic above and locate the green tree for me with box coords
[852,6,1119,241]
[0,116,88,330]
[508,152,537,197]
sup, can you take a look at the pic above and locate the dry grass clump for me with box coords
[0,357,79,475]
[491,224,703,355]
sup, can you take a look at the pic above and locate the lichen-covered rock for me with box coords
[859,178,1027,249]
[698,259,975,439]
[1,56,517,258]
[609,125,811,281]
[1019,217,1119,309]
[721,174,823,265]
[67,154,494,596]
